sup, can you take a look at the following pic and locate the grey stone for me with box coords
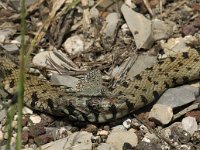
[105,13,120,37]
[0,27,16,42]
[121,4,154,49]
[152,19,174,41]
[1,44,19,52]
[157,85,199,108]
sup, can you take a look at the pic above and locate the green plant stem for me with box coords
[16,0,26,149]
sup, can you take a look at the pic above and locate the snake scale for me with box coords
[0,49,200,123]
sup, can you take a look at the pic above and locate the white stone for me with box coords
[23,107,33,115]
[182,116,198,135]
[149,104,173,125]
[14,114,18,120]
[29,115,41,124]
[107,129,138,149]
[12,120,18,129]
[121,24,129,33]
[97,130,109,136]
[123,119,132,129]
[63,35,84,55]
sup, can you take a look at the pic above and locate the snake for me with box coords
[0,49,200,123]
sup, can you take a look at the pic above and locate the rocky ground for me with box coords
[0,0,200,149]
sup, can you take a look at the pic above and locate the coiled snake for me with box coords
[0,49,200,123]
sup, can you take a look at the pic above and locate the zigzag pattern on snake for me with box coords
[0,49,200,123]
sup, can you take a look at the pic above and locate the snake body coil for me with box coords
[0,49,200,123]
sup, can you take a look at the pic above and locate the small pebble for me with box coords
[91,135,101,143]
[191,130,200,143]
[182,116,198,135]
[10,137,16,145]
[149,104,173,125]
[63,35,84,55]
[14,114,18,120]
[0,130,4,141]
[131,118,142,127]
[139,125,149,134]
[51,127,69,140]
[29,115,41,124]
[23,107,33,115]
[103,125,110,131]
[97,130,109,136]
[123,119,132,129]
[22,117,28,127]
[3,132,8,139]
[29,124,46,137]
[12,120,18,129]
[142,133,158,143]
